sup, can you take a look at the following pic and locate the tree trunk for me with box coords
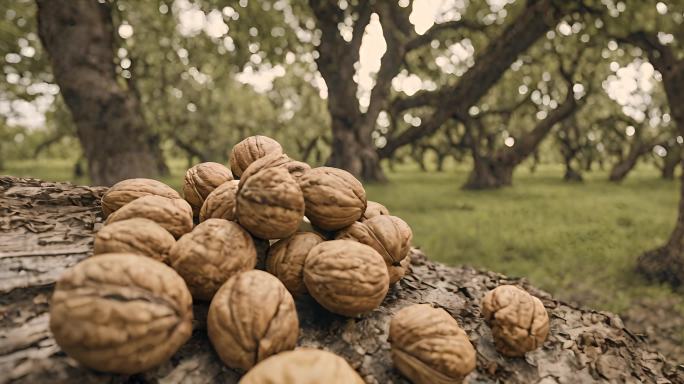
[1,176,682,383]
[36,0,165,186]
[463,157,514,189]
[564,165,583,182]
[326,121,386,181]
[609,145,648,182]
[661,145,681,180]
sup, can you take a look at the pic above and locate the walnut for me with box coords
[236,167,305,239]
[266,232,324,296]
[101,178,180,218]
[94,218,175,263]
[298,167,367,231]
[238,152,311,189]
[105,195,193,239]
[481,285,550,357]
[229,135,283,177]
[168,219,256,300]
[389,252,411,285]
[389,304,475,384]
[303,240,389,317]
[239,348,364,384]
[49,253,193,374]
[183,162,233,215]
[207,270,298,371]
[361,200,390,221]
[336,215,412,269]
[199,180,239,222]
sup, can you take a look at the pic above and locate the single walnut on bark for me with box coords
[101,178,180,218]
[94,218,175,263]
[105,195,193,239]
[49,253,193,374]
[303,240,389,317]
[389,252,412,285]
[481,285,550,357]
[183,162,233,215]
[208,270,299,371]
[238,152,311,189]
[298,167,367,231]
[199,180,239,222]
[229,135,283,177]
[236,167,305,239]
[361,200,390,221]
[169,219,256,300]
[239,349,364,384]
[336,215,412,269]
[266,232,324,295]
[389,304,475,384]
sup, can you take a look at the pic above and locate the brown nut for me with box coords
[94,218,175,263]
[105,195,193,239]
[199,180,239,222]
[481,285,550,356]
[298,167,367,231]
[229,135,283,177]
[236,167,305,239]
[208,270,299,371]
[169,219,256,300]
[49,253,193,374]
[336,215,412,268]
[183,162,233,215]
[361,200,390,221]
[101,178,180,218]
[266,232,325,296]
[239,348,364,384]
[389,304,475,384]
[238,152,311,189]
[303,240,389,317]
[389,252,411,285]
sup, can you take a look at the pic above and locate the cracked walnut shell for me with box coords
[208,270,299,371]
[481,285,549,357]
[303,240,389,317]
[229,135,283,177]
[236,167,305,239]
[239,348,364,384]
[389,304,475,384]
[105,195,193,239]
[266,232,324,296]
[183,162,233,215]
[169,219,257,301]
[361,201,390,221]
[94,218,175,263]
[238,152,311,189]
[101,178,180,218]
[199,180,239,222]
[336,215,412,267]
[298,167,367,231]
[49,253,193,374]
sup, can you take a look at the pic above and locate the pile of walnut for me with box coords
[49,135,550,383]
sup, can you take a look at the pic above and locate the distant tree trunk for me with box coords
[562,154,583,182]
[528,150,540,173]
[464,156,514,189]
[609,143,650,182]
[661,144,681,180]
[36,0,165,186]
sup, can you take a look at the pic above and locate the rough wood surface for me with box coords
[1,176,683,383]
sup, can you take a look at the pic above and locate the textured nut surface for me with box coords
[238,153,311,189]
[389,252,411,285]
[303,240,389,317]
[199,180,239,222]
[105,195,193,239]
[298,167,367,230]
[208,270,299,371]
[101,178,180,218]
[266,232,324,295]
[229,135,283,177]
[389,304,475,384]
[336,215,412,267]
[482,285,550,356]
[361,200,390,221]
[169,219,256,300]
[183,162,233,215]
[94,218,175,263]
[236,167,305,239]
[239,348,364,384]
[49,253,193,374]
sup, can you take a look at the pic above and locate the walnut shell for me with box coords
[199,180,239,222]
[389,304,475,384]
[94,218,175,263]
[361,200,390,221]
[208,270,299,371]
[336,215,412,267]
[303,240,389,317]
[105,195,193,239]
[238,152,311,189]
[101,178,180,218]
[389,252,411,285]
[49,253,193,374]
[481,285,550,357]
[229,135,283,177]
[168,219,257,301]
[239,348,364,384]
[266,232,325,296]
[236,167,305,239]
[183,162,233,215]
[298,167,367,231]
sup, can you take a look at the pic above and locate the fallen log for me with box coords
[1,176,682,383]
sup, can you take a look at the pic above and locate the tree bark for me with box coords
[1,176,682,383]
[608,142,651,182]
[36,0,165,186]
[661,144,681,180]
